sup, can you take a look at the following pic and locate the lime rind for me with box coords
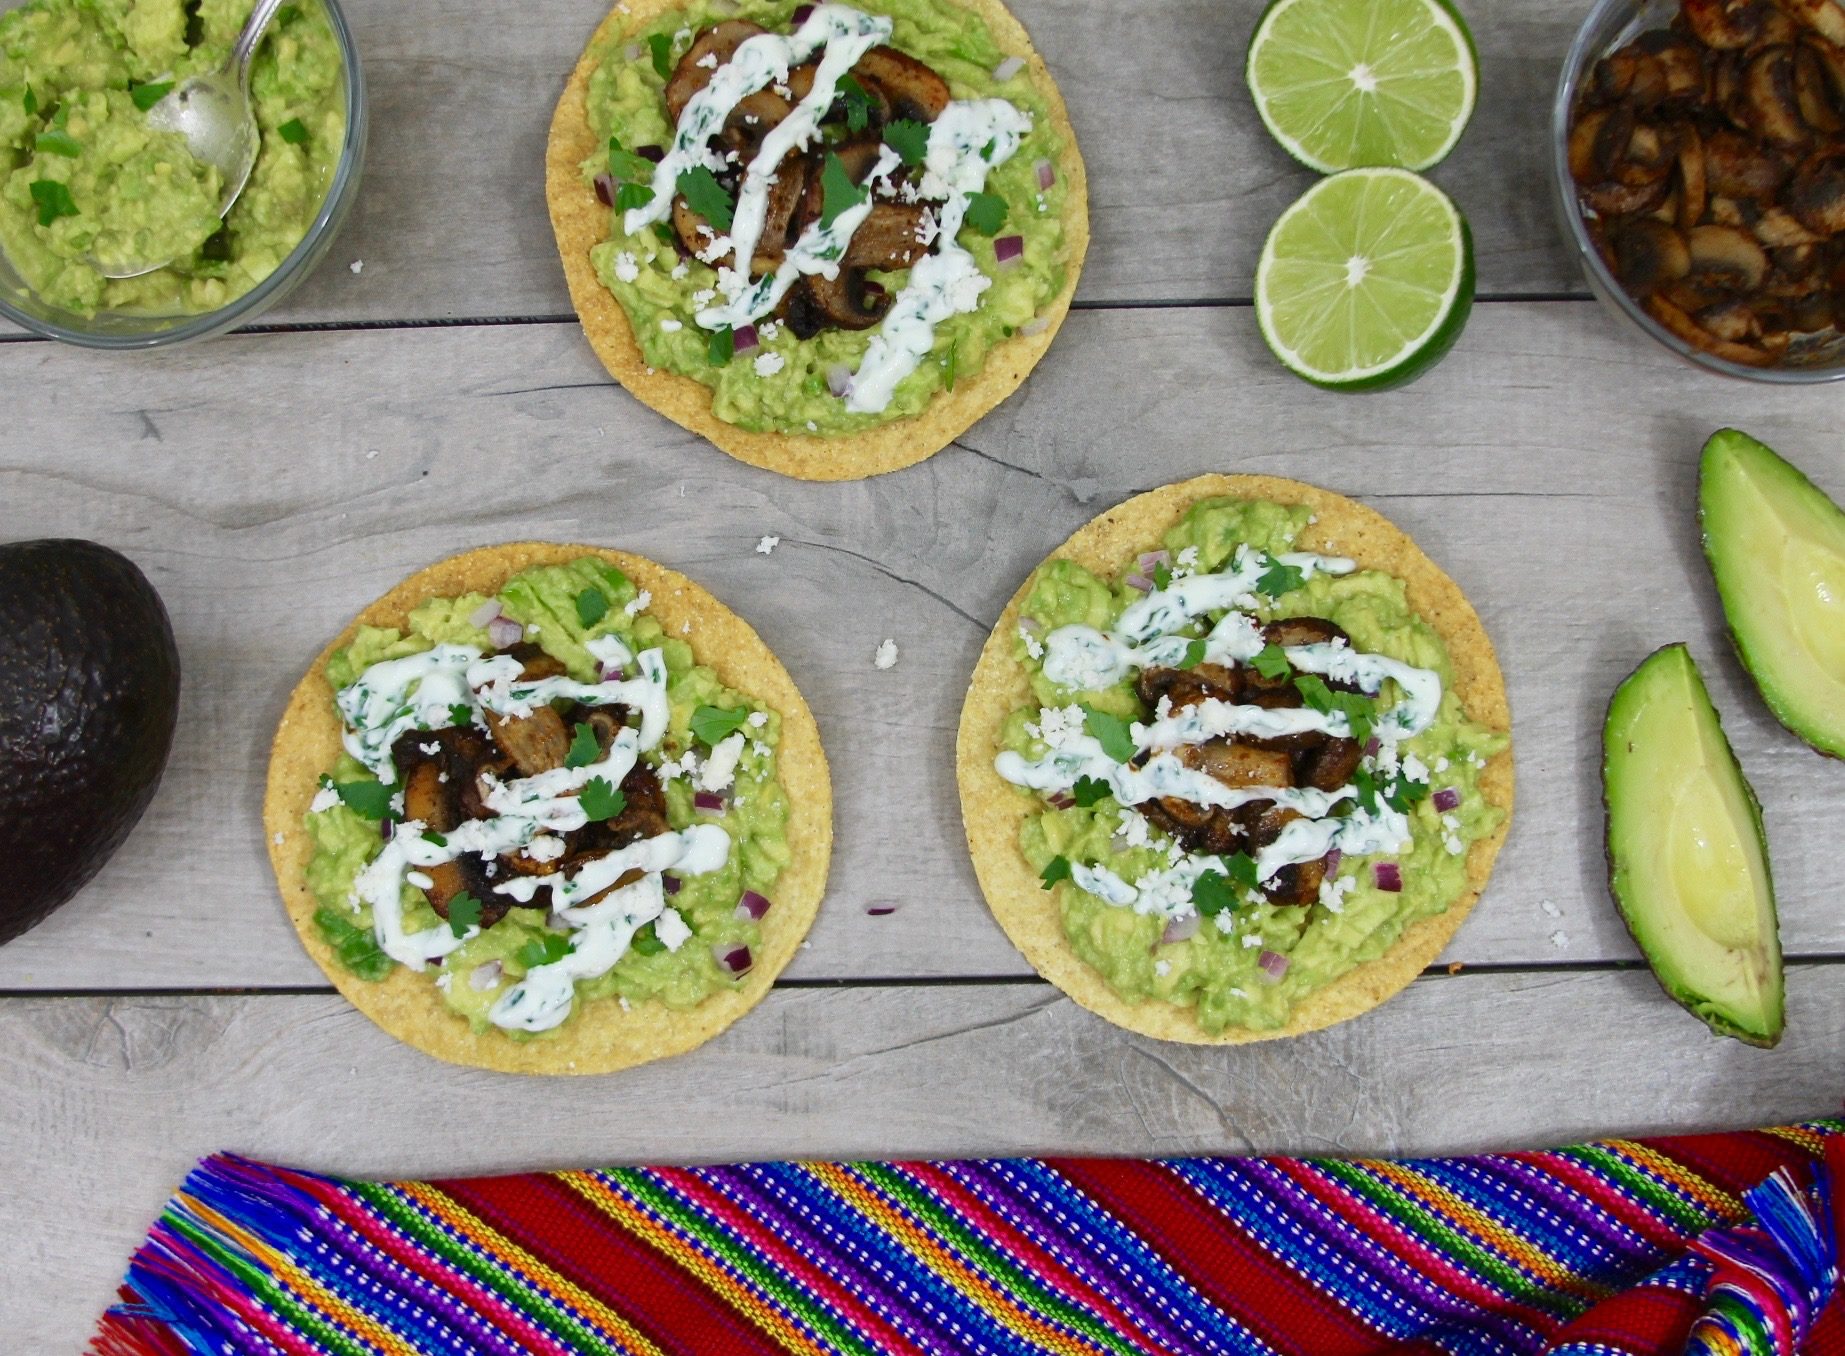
[1254,167,1474,391]
[1246,0,1479,174]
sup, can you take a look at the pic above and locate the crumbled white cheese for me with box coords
[1154,960,1171,977]
[1549,929,1570,950]
[526,835,565,863]
[1401,753,1430,784]
[695,51,718,68]
[1116,809,1151,848]
[1540,898,1561,918]
[273,831,285,846]
[1034,704,1085,748]
[873,638,898,670]
[671,260,690,280]
[434,972,451,991]
[700,733,747,792]
[1242,932,1261,948]
[1214,912,1237,934]
[1434,756,1450,773]
[406,871,434,890]
[753,351,785,377]
[747,711,768,729]
[659,318,683,332]
[751,740,769,758]
[308,786,340,814]
[1019,625,1045,659]
[349,259,363,274]
[613,251,639,283]
[625,589,652,617]
[655,907,693,951]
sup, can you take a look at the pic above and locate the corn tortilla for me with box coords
[264,543,833,1075]
[956,475,1515,1043]
[544,0,1089,481]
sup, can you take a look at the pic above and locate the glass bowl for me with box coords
[0,0,367,350]
[1550,0,1845,384]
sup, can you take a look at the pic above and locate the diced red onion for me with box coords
[1364,736,1381,757]
[1374,862,1403,893]
[865,903,898,916]
[735,890,772,921]
[694,790,728,814]
[487,616,524,649]
[1125,572,1154,594]
[623,41,642,61]
[1258,950,1290,982]
[1161,914,1200,944]
[1019,615,1042,634]
[379,816,393,842]
[712,943,753,975]
[600,662,626,682]
[593,172,614,206]
[1137,550,1171,574]
[1323,848,1342,876]
[661,874,682,897]
[1046,791,1074,810]
[468,599,502,628]
[1018,316,1050,336]
[637,144,665,163]
[733,323,759,353]
[1035,157,1055,190]
[993,234,1024,268]
[1432,788,1461,813]
[993,55,1025,81]
[792,4,813,23]
[468,960,502,992]
[826,363,853,397]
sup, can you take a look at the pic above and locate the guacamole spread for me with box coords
[995,500,1509,1034]
[0,0,344,316]
[581,0,1073,435]
[304,558,793,1041]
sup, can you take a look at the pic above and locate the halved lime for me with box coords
[1246,0,1478,174]
[1254,167,1474,391]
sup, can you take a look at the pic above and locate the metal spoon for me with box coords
[95,0,290,279]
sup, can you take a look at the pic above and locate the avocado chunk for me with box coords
[1700,428,1845,759]
[0,540,181,945]
[1602,644,1782,1047]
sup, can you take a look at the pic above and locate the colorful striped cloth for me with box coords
[93,1121,1843,1356]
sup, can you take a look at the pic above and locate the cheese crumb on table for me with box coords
[756,535,779,555]
[873,638,898,670]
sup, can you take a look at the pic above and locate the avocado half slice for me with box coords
[1603,644,1782,1047]
[1700,428,1845,759]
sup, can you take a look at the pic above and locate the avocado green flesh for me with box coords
[1603,644,1782,1047]
[1701,428,1845,760]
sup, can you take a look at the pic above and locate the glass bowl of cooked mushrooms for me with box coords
[1552,0,1845,381]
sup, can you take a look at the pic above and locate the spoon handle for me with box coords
[231,0,292,87]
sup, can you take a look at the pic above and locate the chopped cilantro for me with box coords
[1082,707,1137,763]
[647,32,675,79]
[277,118,308,145]
[1224,851,1260,891]
[21,86,36,116]
[1191,870,1236,917]
[606,136,655,185]
[564,721,601,769]
[334,780,395,821]
[943,337,959,390]
[691,704,749,746]
[1353,766,1383,816]
[1039,855,1072,890]
[601,563,632,596]
[1257,560,1306,597]
[963,190,1007,236]
[517,933,573,969]
[1385,775,1430,813]
[313,907,393,981]
[1251,644,1292,680]
[1333,691,1375,749]
[1153,563,1173,590]
[616,182,656,213]
[1294,674,1335,714]
[34,129,79,157]
[883,118,929,166]
[818,150,867,228]
[706,325,735,366]
[579,776,627,822]
[651,220,676,245]
[575,586,608,628]
[129,81,171,112]
[630,922,666,956]
[29,179,77,227]
[447,702,475,728]
[1071,775,1110,808]
[1175,639,1207,671]
[838,73,875,132]
[676,163,734,230]
[421,830,448,847]
[446,893,482,937]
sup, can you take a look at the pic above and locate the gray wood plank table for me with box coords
[2,0,1841,1346]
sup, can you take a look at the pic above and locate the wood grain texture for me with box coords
[2,301,1843,989]
[65,0,1592,328]
[5,966,1841,1348]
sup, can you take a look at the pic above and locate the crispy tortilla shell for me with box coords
[955,475,1515,1043]
[544,0,1090,481]
[264,543,833,1075]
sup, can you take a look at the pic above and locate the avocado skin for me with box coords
[1601,644,1782,1048]
[0,540,180,945]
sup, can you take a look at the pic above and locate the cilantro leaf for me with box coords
[1257,560,1306,598]
[1039,855,1072,890]
[1191,870,1236,917]
[676,163,734,230]
[606,136,655,184]
[446,892,483,937]
[1224,851,1259,891]
[129,81,171,112]
[1293,674,1336,714]
[1153,563,1173,590]
[630,921,666,956]
[1071,775,1111,808]
[963,190,1007,236]
[883,118,929,166]
[517,933,574,969]
[1333,691,1374,749]
[1176,639,1207,671]
[1353,765,1382,816]
[22,86,36,116]
[1251,643,1292,680]
[818,150,867,229]
[616,181,656,213]
[277,117,307,145]
[1082,706,1137,763]
[579,776,627,822]
[1385,775,1430,813]
[313,907,393,981]
[706,324,735,366]
[334,780,395,821]
[34,130,79,157]
[647,32,675,79]
[29,178,77,227]
[691,704,749,746]
[564,721,601,769]
[421,830,448,847]
[838,73,875,132]
[575,586,608,628]
[448,702,475,728]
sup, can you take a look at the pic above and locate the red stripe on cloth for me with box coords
[1539,1282,1703,1353]
[1052,1157,1383,1356]
[441,1171,786,1355]
[1643,1131,1817,1210]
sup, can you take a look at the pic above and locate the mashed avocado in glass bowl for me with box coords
[0,0,363,343]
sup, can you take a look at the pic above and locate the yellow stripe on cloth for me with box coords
[1602,1142,1744,1222]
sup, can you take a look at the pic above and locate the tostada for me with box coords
[264,544,832,1074]
[957,476,1514,1043]
[545,0,1088,480]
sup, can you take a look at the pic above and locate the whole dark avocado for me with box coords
[0,540,180,944]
